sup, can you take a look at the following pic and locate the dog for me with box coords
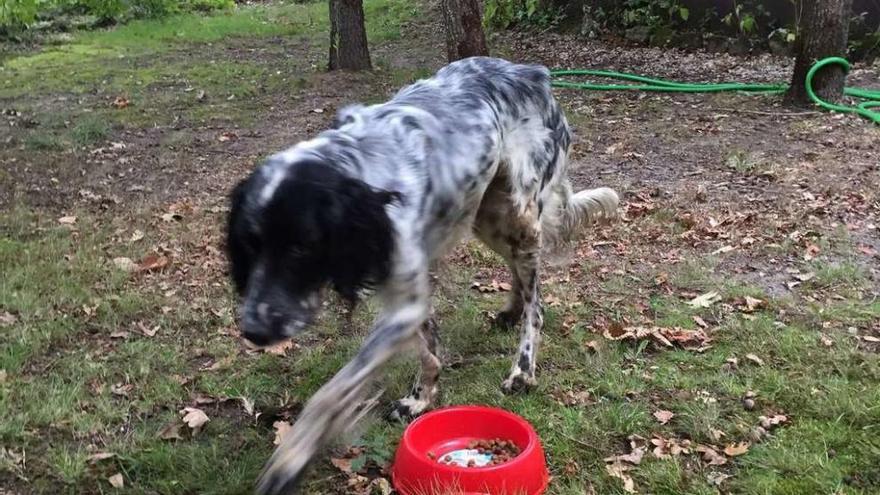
[226,56,619,494]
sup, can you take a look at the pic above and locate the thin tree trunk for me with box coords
[441,0,489,62]
[787,0,853,104]
[329,0,372,71]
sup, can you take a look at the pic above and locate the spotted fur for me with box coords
[226,57,619,494]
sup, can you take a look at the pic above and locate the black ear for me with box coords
[325,176,398,301]
[227,177,256,295]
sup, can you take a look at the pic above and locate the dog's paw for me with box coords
[388,396,431,422]
[492,309,521,330]
[501,371,537,395]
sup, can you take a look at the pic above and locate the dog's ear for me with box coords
[326,176,399,301]
[227,177,257,295]
[264,163,398,302]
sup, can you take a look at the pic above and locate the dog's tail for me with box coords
[541,182,619,251]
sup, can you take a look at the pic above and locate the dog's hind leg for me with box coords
[389,314,442,420]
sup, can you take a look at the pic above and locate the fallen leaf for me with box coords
[137,321,159,337]
[112,257,137,272]
[803,243,821,261]
[0,311,17,327]
[218,131,238,142]
[129,230,144,242]
[692,315,709,328]
[745,353,765,366]
[653,410,675,425]
[723,442,750,457]
[111,96,129,109]
[707,472,732,486]
[585,340,601,352]
[157,422,183,440]
[109,330,129,339]
[264,339,297,356]
[709,428,726,442]
[863,335,880,343]
[820,335,833,347]
[331,456,353,473]
[696,444,727,465]
[273,421,293,446]
[58,216,77,225]
[758,414,788,429]
[110,383,132,397]
[742,296,765,312]
[137,254,169,273]
[370,477,392,495]
[180,407,209,434]
[605,461,635,493]
[794,272,816,282]
[687,291,721,308]
[0,369,7,383]
[711,245,735,255]
[107,473,124,488]
[312,108,325,114]
[651,436,692,458]
[604,445,645,466]
[87,452,116,464]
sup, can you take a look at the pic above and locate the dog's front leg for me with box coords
[256,274,430,495]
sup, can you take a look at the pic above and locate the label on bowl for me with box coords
[438,449,493,467]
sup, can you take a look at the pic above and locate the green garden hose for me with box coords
[550,57,880,124]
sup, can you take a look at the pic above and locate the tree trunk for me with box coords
[787,0,853,104]
[328,0,371,71]
[441,0,489,62]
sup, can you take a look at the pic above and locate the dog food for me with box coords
[429,438,521,467]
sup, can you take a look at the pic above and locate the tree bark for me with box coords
[787,0,853,104]
[441,0,489,62]
[329,0,372,71]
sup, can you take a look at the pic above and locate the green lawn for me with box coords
[2,2,879,494]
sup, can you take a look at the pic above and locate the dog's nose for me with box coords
[240,302,288,345]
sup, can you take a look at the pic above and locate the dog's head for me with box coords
[227,159,398,346]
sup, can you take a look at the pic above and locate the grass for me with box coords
[2,1,880,493]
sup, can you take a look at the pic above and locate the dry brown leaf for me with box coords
[273,421,293,446]
[137,321,159,337]
[0,311,17,327]
[723,442,750,457]
[264,340,298,356]
[111,96,130,109]
[651,436,692,458]
[794,272,816,282]
[112,257,138,272]
[157,422,183,440]
[585,340,601,352]
[695,444,727,465]
[758,415,789,429]
[58,216,77,225]
[692,315,709,328]
[653,409,675,425]
[180,407,209,434]
[709,428,726,442]
[745,353,765,366]
[742,296,765,312]
[605,461,636,493]
[863,335,880,343]
[109,330,129,339]
[820,335,833,347]
[707,472,732,486]
[331,456,353,473]
[803,243,821,261]
[107,473,124,488]
[110,383,132,397]
[87,452,116,464]
[137,254,169,273]
[687,291,721,308]
[218,131,238,142]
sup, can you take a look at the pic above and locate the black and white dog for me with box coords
[227,57,618,493]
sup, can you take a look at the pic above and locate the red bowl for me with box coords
[392,406,549,495]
